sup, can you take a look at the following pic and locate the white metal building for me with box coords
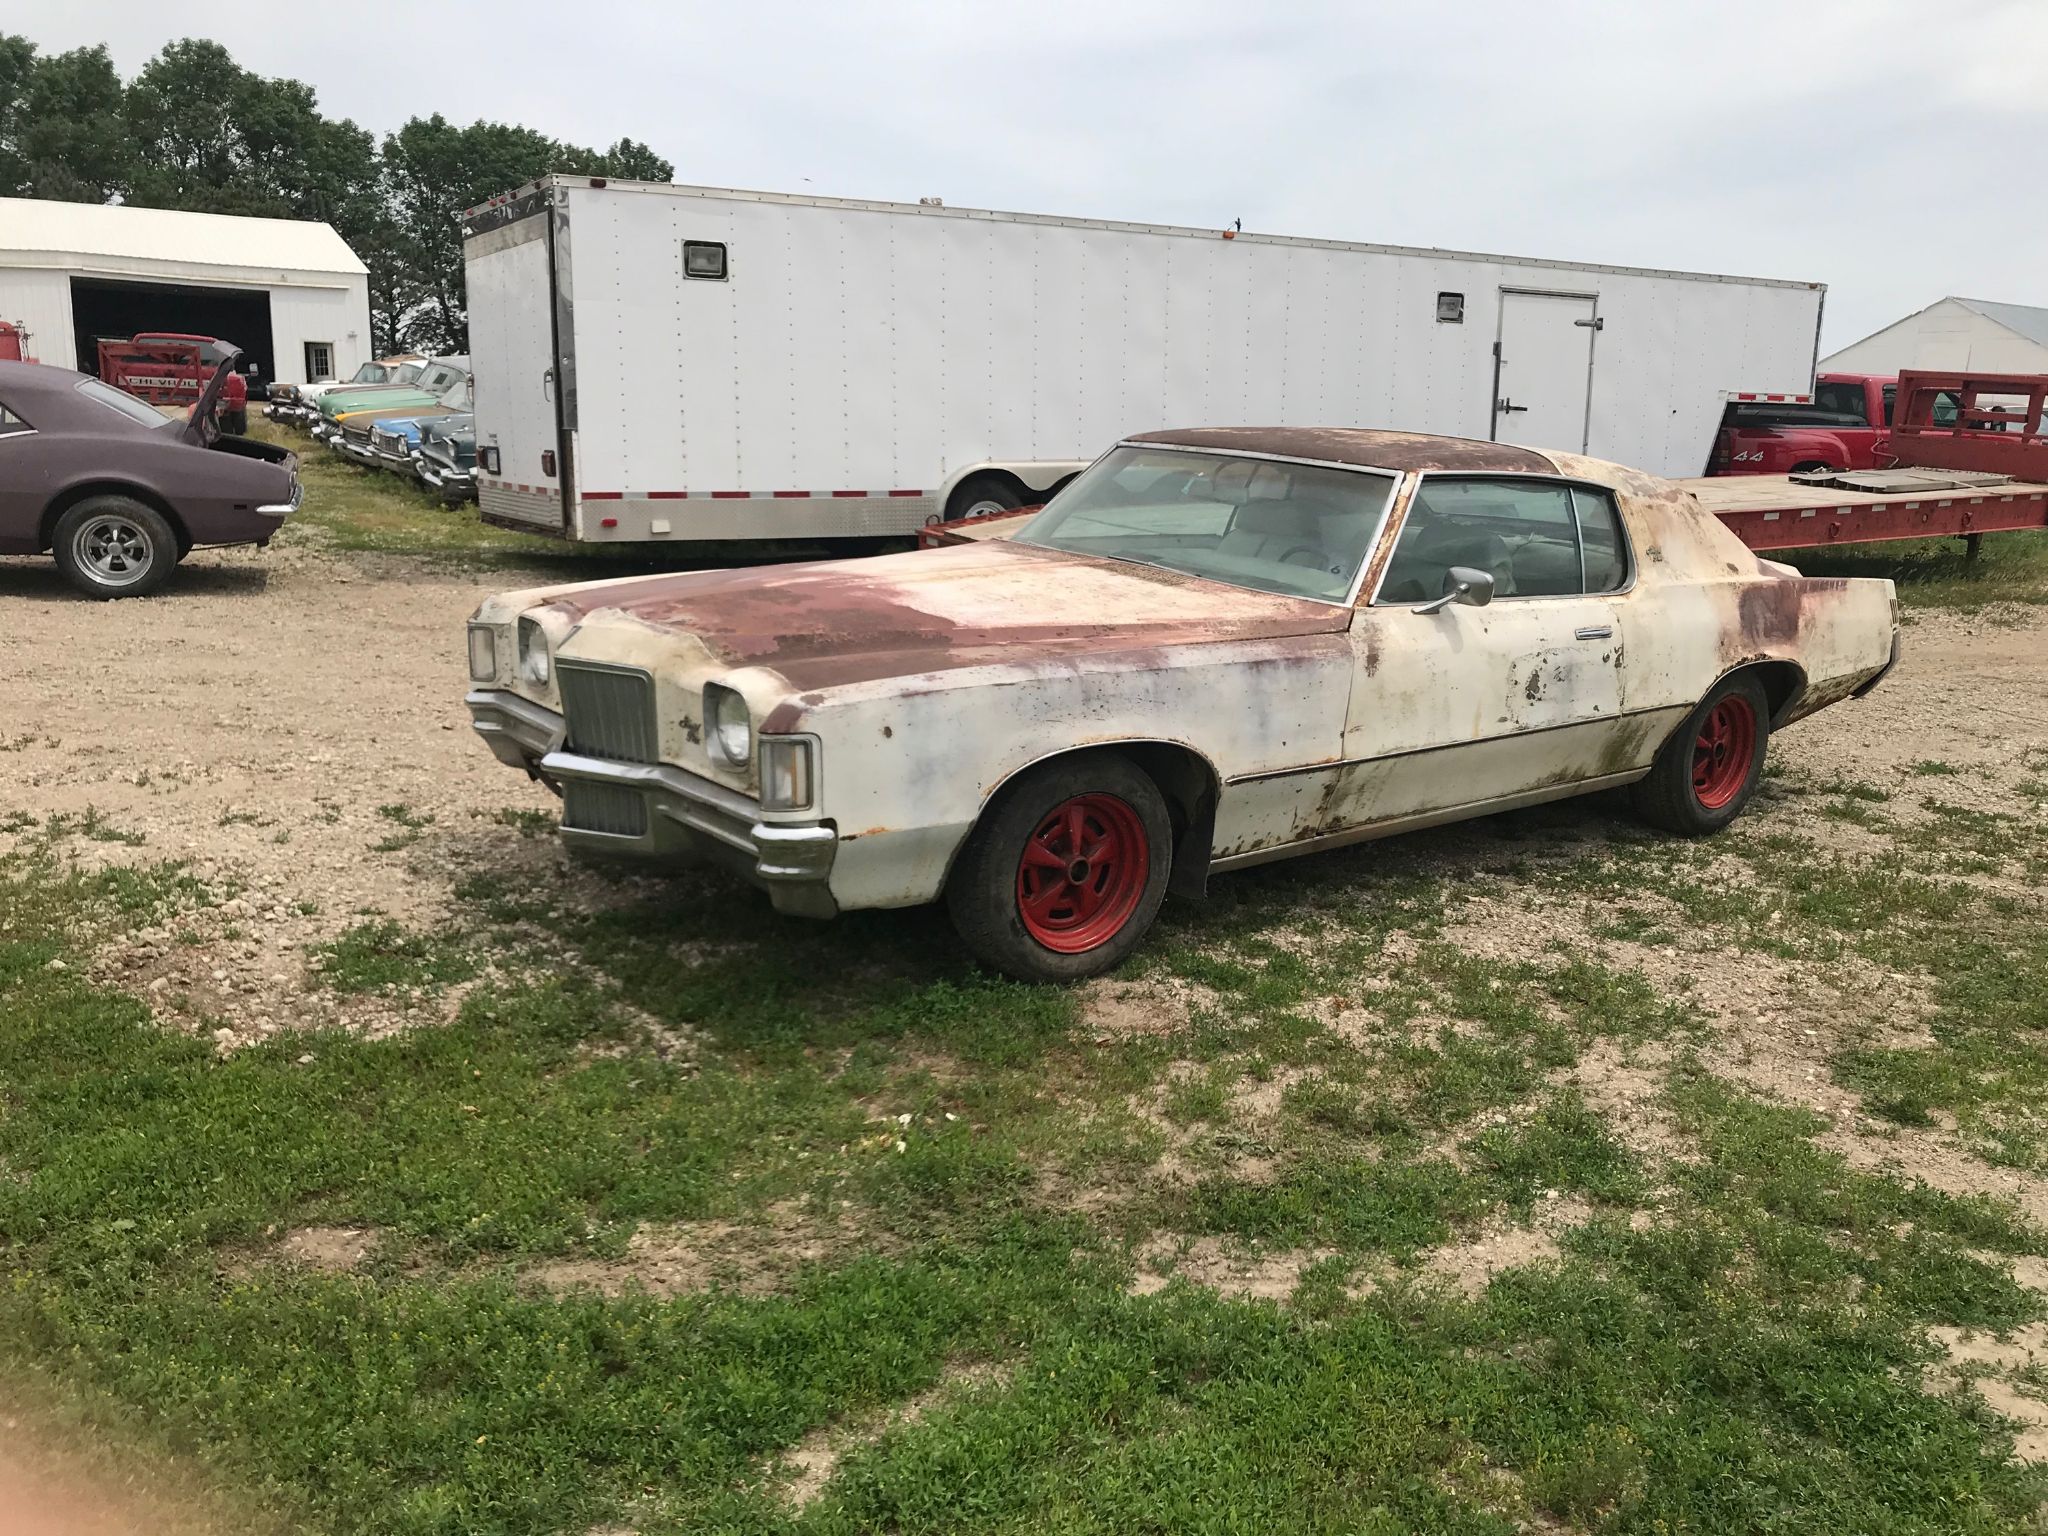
[0,197,371,389]
[1821,296,2048,376]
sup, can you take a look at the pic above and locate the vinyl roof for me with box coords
[1127,427,1557,475]
[0,197,366,278]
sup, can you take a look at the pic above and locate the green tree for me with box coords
[0,33,35,192]
[10,42,132,201]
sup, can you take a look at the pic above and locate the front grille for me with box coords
[343,423,372,444]
[562,781,648,838]
[558,661,659,763]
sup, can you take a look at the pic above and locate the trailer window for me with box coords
[1017,446,1397,604]
[684,241,728,280]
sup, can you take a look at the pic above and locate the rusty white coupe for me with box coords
[464,429,1899,981]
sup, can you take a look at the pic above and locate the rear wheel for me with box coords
[946,754,1172,981]
[949,474,1025,522]
[52,496,179,599]
[1632,673,1770,835]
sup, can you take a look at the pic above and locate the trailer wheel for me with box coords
[51,496,179,600]
[946,753,1172,982]
[949,474,1025,522]
[1632,673,1770,836]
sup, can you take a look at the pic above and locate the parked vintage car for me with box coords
[341,379,475,471]
[0,355,300,598]
[267,355,426,423]
[414,414,476,503]
[464,429,1899,980]
[314,357,468,444]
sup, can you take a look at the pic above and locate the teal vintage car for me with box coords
[311,357,468,441]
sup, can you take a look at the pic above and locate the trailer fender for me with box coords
[935,459,1089,520]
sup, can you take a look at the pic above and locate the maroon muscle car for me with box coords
[0,354,301,598]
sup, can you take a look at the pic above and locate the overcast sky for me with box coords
[15,0,2046,353]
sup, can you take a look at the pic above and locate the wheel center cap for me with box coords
[1067,859,1091,884]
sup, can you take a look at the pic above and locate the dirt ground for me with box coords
[3,539,2045,1055]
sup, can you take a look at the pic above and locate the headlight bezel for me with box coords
[758,736,818,812]
[516,614,552,685]
[704,683,752,768]
[466,622,499,682]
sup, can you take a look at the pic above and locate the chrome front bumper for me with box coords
[464,689,838,918]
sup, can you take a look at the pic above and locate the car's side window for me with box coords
[1378,479,1576,602]
[0,402,32,436]
[1377,478,1631,603]
[1573,486,1630,593]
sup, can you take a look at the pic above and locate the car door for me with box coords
[0,396,47,552]
[1319,475,1634,832]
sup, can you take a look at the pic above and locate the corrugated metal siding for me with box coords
[0,268,76,369]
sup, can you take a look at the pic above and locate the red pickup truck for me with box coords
[1708,373,1901,477]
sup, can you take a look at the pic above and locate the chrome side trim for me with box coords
[1210,768,1647,872]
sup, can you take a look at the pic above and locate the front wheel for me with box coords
[1632,673,1770,835]
[945,754,1172,982]
[52,496,179,599]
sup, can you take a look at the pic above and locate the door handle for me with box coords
[1574,625,1613,640]
[542,366,555,402]
[1497,398,1529,414]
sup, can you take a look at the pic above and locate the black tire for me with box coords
[51,496,179,600]
[1632,672,1771,836]
[946,753,1172,982]
[948,474,1025,522]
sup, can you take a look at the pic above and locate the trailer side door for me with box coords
[467,190,569,533]
[1492,289,1598,455]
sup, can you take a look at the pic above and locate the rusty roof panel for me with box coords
[1126,427,1558,475]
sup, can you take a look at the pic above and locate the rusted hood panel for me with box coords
[552,539,1350,690]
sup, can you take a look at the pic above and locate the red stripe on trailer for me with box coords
[648,490,690,500]
[772,490,811,499]
[711,491,748,499]
[888,489,923,497]
[583,491,623,500]
[832,489,867,498]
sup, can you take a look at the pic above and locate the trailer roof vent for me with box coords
[683,240,728,281]
[1436,292,1464,324]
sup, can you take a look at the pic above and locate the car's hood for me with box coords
[547,538,1351,692]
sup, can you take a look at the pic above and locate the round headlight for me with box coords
[706,683,751,765]
[517,615,551,685]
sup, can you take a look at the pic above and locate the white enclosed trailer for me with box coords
[463,176,1825,543]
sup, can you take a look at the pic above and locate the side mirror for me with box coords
[1415,565,1495,615]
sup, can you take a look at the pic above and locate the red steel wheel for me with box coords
[1015,792,1151,954]
[1691,694,1758,810]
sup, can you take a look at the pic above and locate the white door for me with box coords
[467,212,566,531]
[1493,290,1597,455]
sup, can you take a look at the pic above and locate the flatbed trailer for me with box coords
[1682,369,2048,553]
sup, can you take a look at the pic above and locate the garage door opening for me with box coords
[69,276,275,387]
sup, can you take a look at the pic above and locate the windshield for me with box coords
[392,363,426,386]
[1015,446,1398,602]
[415,364,463,395]
[75,377,172,428]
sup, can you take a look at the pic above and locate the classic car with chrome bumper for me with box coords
[465,686,839,919]
[463,427,1898,983]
